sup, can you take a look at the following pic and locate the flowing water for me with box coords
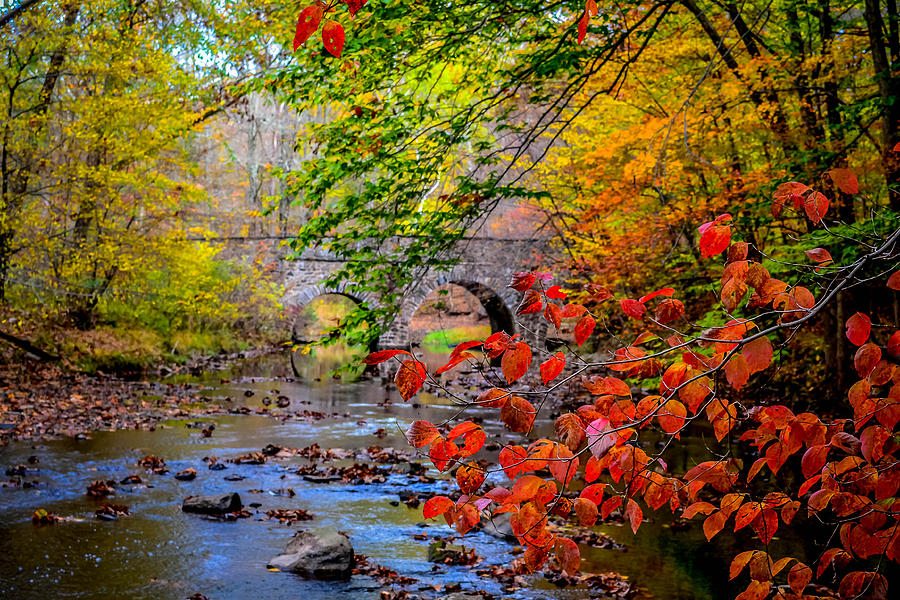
[0,353,813,600]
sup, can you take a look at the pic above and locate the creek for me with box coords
[0,352,812,599]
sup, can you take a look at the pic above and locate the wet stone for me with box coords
[267,526,354,580]
[182,492,242,514]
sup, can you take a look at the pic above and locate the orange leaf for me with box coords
[395,359,427,400]
[456,463,486,494]
[743,337,773,373]
[423,495,453,519]
[555,413,585,451]
[573,497,598,526]
[729,550,754,580]
[724,354,750,390]
[500,396,536,432]
[625,498,643,534]
[657,398,687,434]
[321,20,345,57]
[555,537,581,575]
[501,342,532,384]
[703,511,727,541]
[540,352,566,385]
[788,562,812,595]
[828,168,859,194]
[405,420,440,447]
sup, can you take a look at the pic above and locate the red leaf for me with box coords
[828,168,859,194]
[743,337,773,373]
[574,315,595,346]
[655,298,684,323]
[801,445,829,478]
[395,359,427,400]
[548,444,578,485]
[501,342,532,384]
[804,191,829,224]
[854,343,882,378]
[447,421,486,457]
[560,303,587,318]
[321,20,345,57]
[600,495,622,519]
[625,498,643,534]
[499,445,527,479]
[293,5,324,50]
[639,287,675,303]
[363,349,410,365]
[887,270,900,290]
[428,439,458,472]
[580,483,605,505]
[544,303,562,330]
[576,12,588,44]
[545,285,568,300]
[345,0,368,17]
[423,495,453,519]
[540,352,566,385]
[805,247,833,264]
[435,352,474,374]
[509,272,536,292]
[405,420,440,447]
[699,219,732,258]
[845,312,872,346]
[621,298,646,319]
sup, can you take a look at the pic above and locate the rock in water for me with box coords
[182,493,242,514]
[267,526,354,580]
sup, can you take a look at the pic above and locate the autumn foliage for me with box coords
[366,173,900,600]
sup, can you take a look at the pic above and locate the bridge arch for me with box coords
[381,269,519,348]
[286,283,374,343]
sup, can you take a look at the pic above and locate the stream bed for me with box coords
[0,353,811,600]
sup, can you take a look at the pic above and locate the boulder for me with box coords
[182,493,242,514]
[267,526,354,580]
[480,515,515,541]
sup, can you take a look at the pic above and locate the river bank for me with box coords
[0,347,307,446]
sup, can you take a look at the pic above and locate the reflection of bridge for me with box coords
[280,237,549,349]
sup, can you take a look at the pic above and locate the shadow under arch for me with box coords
[445,279,515,337]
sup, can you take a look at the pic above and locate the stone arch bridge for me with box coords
[279,237,549,349]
